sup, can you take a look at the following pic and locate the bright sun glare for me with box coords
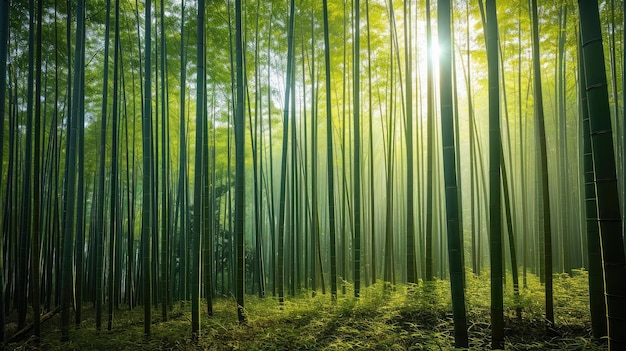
[430,42,440,62]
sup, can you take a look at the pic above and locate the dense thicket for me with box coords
[0,0,625,349]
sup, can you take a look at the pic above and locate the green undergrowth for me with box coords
[8,270,606,350]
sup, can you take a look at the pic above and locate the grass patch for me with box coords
[7,271,606,350]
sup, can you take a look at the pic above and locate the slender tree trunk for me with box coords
[517,5,528,289]
[485,0,503,348]
[19,0,36,331]
[75,42,86,327]
[309,9,320,297]
[438,0,468,347]
[322,0,338,301]
[450,10,464,283]
[0,0,9,341]
[123,59,136,310]
[501,153,520,320]
[61,0,85,341]
[424,0,434,282]
[623,0,626,247]
[234,0,246,323]
[609,0,620,182]
[530,0,554,332]
[578,31,607,340]
[107,0,121,331]
[226,0,235,297]
[578,1,626,348]
[251,0,265,299]
[461,0,478,276]
[4,78,18,320]
[383,1,395,284]
[159,0,169,322]
[555,4,570,275]
[404,0,416,285]
[341,0,348,295]
[278,0,296,305]
[266,7,277,297]
[353,0,362,298]
[365,0,376,285]
[290,60,297,297]
[142,0,153,337]
[192,0,205,337]
[32,0,44,338]
[203,90,213,315]
[178,0,188,308]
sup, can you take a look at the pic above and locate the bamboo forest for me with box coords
[1,0,626,349]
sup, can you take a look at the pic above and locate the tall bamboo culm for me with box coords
[578,1,626,349]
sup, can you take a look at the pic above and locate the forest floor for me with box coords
[7,270,606,350]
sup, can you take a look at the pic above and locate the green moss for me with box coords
[6,272,606,350]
